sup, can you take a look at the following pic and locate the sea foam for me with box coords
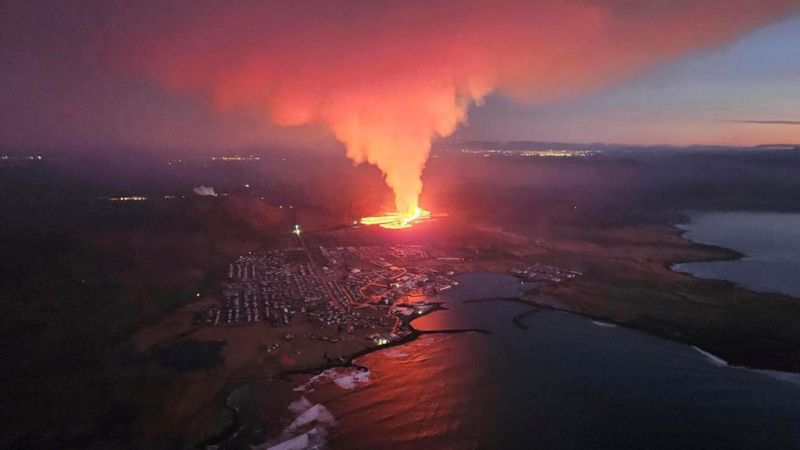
[294,367,371,393]
[591,320,618,328]
[692,346,800,387]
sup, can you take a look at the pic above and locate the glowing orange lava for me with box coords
[361,207,431,229]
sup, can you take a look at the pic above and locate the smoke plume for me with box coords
[192,185,218,197]
[115,0,798,216]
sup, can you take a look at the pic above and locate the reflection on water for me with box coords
[674,211,800,298]
[302,273,800,450]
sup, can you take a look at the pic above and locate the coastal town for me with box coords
[194,244,457,347]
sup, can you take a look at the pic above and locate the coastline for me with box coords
[203,299,491,448]
[203,251,800,448]
[670,212,800,300]
[520,219,800,373]
[460,295,800,386]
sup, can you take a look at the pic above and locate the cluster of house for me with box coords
[511,263,582,283]
[319,244,429,267]
[341,263,455,304]
[198,250,392,332]
[320,244,456,304]
[198,250,328,327]
[196,245,459,343]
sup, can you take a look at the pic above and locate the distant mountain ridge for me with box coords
[435,140,800,153]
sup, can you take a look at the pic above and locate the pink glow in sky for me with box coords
[1,0,798,155]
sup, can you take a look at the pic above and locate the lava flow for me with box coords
[361,207,431,229]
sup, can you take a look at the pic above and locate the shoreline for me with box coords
[203,300,490,448]
[277,301,490,378]
[669,215,799,301]
[468,295,800,380]
[524,219,800,373]
[521,288,800,373]
[201,257,800,448]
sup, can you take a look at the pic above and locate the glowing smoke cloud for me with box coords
[116,0,798,224]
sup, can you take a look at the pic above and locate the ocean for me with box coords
[274,272,800,450]
[674,211,800,299]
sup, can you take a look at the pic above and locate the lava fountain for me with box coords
[360,207,432,229]
[113,1,800,233]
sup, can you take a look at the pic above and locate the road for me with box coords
[294,231,345,313]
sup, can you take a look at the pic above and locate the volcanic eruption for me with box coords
[113,0,798,228]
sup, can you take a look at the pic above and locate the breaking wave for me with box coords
[692,346,800,387]
[294,367,371,393]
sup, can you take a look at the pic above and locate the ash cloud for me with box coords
[111,0,795,215]
[4,1,798,214]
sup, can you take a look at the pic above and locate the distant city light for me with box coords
[0,155,44,167]
[210,155,261,161]
[108,196,147,202]
[0,155,42,160]
[456,148,600,158]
